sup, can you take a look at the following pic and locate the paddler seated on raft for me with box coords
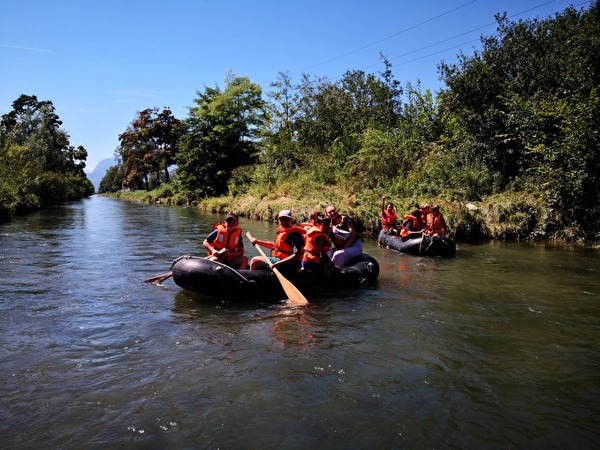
[399,209,424,240]
[381,195,398,235]
[325,205,363,268]
[423,204,447,236]
[203,212,249,270]
[299,211,319,231]
[249,210,306,272]
[301,212,334,277]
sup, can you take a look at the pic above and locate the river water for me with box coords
[1,195,598,449]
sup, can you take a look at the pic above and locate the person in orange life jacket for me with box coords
[203,212,248,270]
[381,195,398,234]
[400,209,424,239]
[419,203,431,220]
[299,210,319,231]
[249,210,306,271]
[301,212,333,276]
[325,205,363,268]
[424,204,447,236]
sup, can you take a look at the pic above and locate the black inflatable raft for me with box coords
[171,253,380,300]
[377,229,456,258]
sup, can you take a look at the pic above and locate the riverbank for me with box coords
[107,188,595,245]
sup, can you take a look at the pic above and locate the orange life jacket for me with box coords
[381,210,397,229]
[272,225,305,260]
[211,224,243,261]
[303,226,332,264]
[424,212,445,236]
[400,214,423,237]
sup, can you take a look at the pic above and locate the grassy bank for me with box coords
[109,180,569,244]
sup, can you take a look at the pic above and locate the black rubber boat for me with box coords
[171,253,380,300]
[377,229,456,257]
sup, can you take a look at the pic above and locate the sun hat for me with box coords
[225,212,238,221]
[278,210,293,219]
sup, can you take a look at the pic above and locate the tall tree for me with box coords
[1,94,87,175]
[293,57,404,169]
[176,75,266,197]
[262,71,303,171]
[118,107,183,189]
[0,94,93,219]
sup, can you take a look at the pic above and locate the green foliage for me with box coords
[227,165,255,197]
[345,128,402,191]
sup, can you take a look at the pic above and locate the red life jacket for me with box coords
[381,210,397,229]
[211,224,243,261]
[400,214,423,237]
[303,226,332,264]
[272,225,305,260]
[424,212,445,236]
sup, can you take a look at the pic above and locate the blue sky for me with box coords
[0,0,587,171]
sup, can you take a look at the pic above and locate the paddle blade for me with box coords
[272,267,309,306]
[143,271,173,285]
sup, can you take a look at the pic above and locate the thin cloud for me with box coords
[0,44,51,53]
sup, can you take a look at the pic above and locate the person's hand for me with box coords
[250,238,256,246]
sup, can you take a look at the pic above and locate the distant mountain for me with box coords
[87,157,117,192]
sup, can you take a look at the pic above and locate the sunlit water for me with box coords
[1,196,598,449]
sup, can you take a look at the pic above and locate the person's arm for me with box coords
[202,229,220,255]
[342,217,357,249]
[315,235,334,274]
[249,237,274,250]
[381,195,386,215]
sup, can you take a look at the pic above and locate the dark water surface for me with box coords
[1,196,598,449]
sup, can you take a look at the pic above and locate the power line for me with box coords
[295,0,565,79]
[291,0,478,75]
[364,0,592,72]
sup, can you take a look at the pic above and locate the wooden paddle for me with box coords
[144,271,172,285]
[246,232,308,306]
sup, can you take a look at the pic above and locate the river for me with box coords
[1,195,598,449]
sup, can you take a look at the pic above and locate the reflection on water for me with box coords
[1,196,599,449]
